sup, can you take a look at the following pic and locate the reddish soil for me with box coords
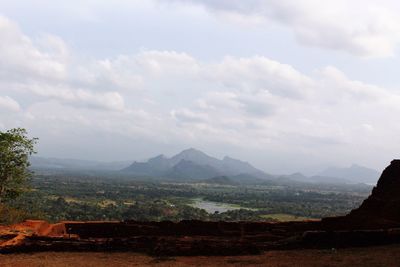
[1,245,400,267]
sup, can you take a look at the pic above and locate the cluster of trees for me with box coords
[0,128,36,204]
[0,128,38,224]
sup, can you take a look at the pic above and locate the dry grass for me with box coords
[1,245,400,267]
[0,205,31,225]
[260,213,315,222]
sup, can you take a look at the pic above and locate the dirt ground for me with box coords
[1,245,400,267]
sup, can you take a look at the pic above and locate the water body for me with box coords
[189,198,243,213]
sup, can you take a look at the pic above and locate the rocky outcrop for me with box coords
[322,160,400,229]
[348,160,400,222]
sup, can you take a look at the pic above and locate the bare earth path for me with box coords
[1,245,400,267]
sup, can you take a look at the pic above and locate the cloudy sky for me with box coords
[1,0,400,174]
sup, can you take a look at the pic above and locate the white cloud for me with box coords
[0,96,20,112]
[0,16,67,81]
[162,54,400,168]
[164,0,400,57]
[24,84,126,111]
[75,57,143,91]
[1,13,400,171]
[171,108,208,124]
[135,50,200,76]
[205,56,314,99]
[0,15,129,112]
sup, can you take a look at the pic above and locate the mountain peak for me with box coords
[178,147,205,155]
[170,148,214,165]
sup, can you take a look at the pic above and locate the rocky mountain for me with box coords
[221,156,267,177]
[165,159,221,180]
[120,155,171,177]
[317,164,380,184]
[122,148,270,181]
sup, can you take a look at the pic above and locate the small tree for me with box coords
[0,128,37,203]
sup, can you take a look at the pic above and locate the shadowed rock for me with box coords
[322,159,400,229]
[349,160,400,222]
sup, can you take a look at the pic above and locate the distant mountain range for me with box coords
[30,157,131,171]
[316,164,380,184]
[280,172,356,184]
[30,149,379,185]
[122,148,272,182]
[280,164,380,185]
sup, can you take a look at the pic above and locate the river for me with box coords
[189,198,243,213]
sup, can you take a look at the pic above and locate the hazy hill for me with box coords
[165,159,221,180]
[279,164,379,185]
[30,157,131,171]
[122,148,270,181]
[120,155,171,177]
[282,172,351,184]
[317,164,380,184]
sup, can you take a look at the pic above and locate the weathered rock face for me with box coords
[321,160,400,229]
[348,160,400,224]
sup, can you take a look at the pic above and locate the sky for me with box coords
[1,0,400,174]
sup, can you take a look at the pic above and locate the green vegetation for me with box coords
[0,128,39,224]
[6,173,370,223]
[0,128,37,203]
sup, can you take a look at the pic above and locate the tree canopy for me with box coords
[0,128,37,203]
